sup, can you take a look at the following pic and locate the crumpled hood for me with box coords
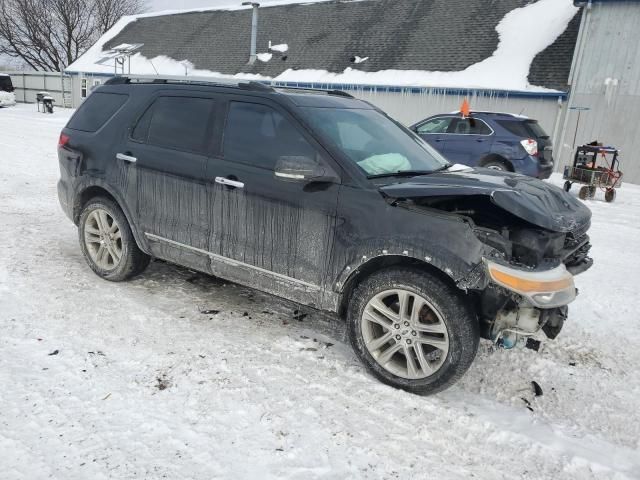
[379,168,591,233]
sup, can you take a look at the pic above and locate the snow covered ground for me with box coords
[1,103,639,479]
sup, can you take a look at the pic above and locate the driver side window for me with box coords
[223,102,318,170]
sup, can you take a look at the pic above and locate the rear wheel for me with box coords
[347,268,479,395]
[482,160,509,171]
[78,197,150,281]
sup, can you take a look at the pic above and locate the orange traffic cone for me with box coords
[460,98,470,118]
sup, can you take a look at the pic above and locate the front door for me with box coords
[414,116,454,156]
[121,92,218,271]
[444,117,494,165]
[205,98,341,308]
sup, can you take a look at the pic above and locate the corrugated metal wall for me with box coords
[557,1,640,183]
[11,72,73,107]
[348,88,563,136]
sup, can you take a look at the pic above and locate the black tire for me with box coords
[605,188,616,203]
[347,267,479,395]
[563,181,572,192]
[578,186,590,200]
[78,196,150,281]
[482,159,509,171]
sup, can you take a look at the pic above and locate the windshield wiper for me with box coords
[367,165,451,179]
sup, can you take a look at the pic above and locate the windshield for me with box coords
[301,107,449,177]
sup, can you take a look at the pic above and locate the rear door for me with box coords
[414,116,453,154]
[204,97,341,308]
[445,117,494,165]
[120,91,218,271]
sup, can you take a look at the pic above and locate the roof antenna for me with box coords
[242,2,260,64]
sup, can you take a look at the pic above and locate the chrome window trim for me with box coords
[447,118,495,137]
[414,116,454,135]
[416,116,495,137]
[145,233,322,291]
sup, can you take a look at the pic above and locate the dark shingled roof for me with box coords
[528,9,582,91]
[103,0,581,91]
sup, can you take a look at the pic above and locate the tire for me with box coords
[78,196,150,281]
[347,267,479,395]
[578,186,590,200]
[605,188,616,203]
[482,160,509,171]
[563,181,572,192]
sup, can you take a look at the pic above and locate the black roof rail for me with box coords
[238,81,275,92]
[103,76,355,99]
[104,76,129,85]
[328,89,354,98]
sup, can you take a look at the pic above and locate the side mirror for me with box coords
[274,156,339,183]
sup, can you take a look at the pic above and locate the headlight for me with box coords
[485,259,576,308]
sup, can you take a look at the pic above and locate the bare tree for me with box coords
[0,0,145,71]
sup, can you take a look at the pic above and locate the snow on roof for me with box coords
[67,0,579,93]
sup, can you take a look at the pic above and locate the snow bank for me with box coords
[67,0,578,92]
[2,104,640,479]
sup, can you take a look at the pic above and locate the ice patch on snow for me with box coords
[67,0,578,92]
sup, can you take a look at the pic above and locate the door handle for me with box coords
[215,176,244,189]
[476,138,486,142]
[116,152,137,163]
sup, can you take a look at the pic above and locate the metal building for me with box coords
[556,0,640,182]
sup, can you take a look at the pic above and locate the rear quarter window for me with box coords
[67,92,129,132]
[497,119,549,139]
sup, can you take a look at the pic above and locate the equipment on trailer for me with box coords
[563,144,622,203]
[36,91,55,114]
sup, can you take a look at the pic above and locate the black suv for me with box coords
[57,77,593,395]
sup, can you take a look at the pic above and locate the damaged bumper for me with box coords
[479,260,583,347]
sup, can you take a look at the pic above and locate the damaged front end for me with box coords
[381,168,593,348]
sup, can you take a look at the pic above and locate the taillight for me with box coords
[520,138,538,156]
[58,133,69,148]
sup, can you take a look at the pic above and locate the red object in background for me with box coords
[460,99,470,118]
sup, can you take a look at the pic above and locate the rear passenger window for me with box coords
[132,96,214,154]
[223,102,316,170]
[449,118,492,135]
[496,120,530,137]
[67,92,128,132]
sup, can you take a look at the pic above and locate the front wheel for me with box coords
[347,268,479,395]
[78,197,150,281]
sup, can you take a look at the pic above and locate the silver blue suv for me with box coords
[411,111,554,179]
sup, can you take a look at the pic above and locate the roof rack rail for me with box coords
[328,89,354,98]
[271,84,354,98]
[103,74,275,93]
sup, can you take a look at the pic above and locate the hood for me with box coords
[379,168,591,233]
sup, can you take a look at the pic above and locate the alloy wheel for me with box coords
[83,208,123,271]
[361,289,449,379]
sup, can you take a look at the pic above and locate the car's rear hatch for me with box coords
[498,118,553,164]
